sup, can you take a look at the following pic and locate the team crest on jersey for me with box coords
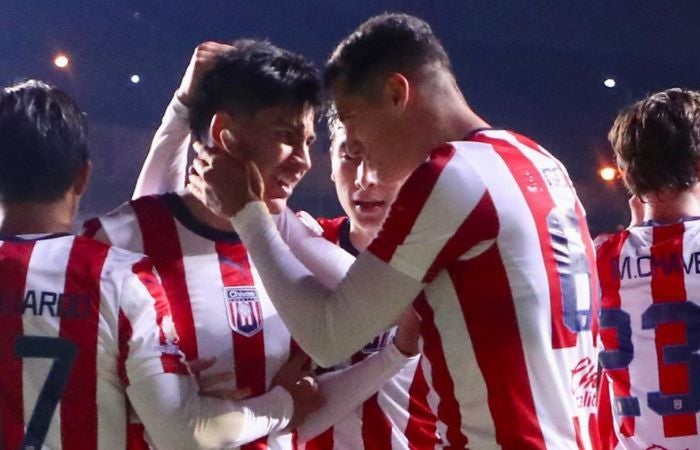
[224,286,263,337]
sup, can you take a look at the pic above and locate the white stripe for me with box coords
[424,274,498,448]
[22,238,72,450]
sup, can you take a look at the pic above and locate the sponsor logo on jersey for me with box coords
[570,357,597,409]
[223,286,263,337]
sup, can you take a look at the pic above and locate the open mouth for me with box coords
[353,200,386,213]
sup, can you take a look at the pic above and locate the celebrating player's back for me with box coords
[597,88,700,449]
[0,80,303,450]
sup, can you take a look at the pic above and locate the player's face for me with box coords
[231,103,315,212]
[332,82,412,185]
[330,123,402,234]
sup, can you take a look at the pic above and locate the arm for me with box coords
[234,202,424,367]
[133,42,234,199]
[132,93,190,198]
[296,342,417,442]
[128,375,293,449]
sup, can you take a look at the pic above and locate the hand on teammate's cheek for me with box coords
[188,130,264,218]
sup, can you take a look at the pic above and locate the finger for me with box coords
[191,156,208,175]
[187,175,206,201]
[220,129,245,158]
[188,356,216,375]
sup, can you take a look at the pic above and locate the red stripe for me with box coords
[216,241,268,450]
[405,361,439,450]
[117,309,132,386]
[472,133,579,349]
[133,196,199,360]
[126,422,150,450]
[413,293,469,448]
[588,413,601,450]
[131,257,188,374]
[456,244,547,447]
[596,374,619,450]
[59,236,108,450]
[81,217,101,238]
[304,428,334,449]
[369,144,455,263]
[317,216,346,243]
[650,223,697,437]
[424,191,498,283]
[362,393,393,449]
[596,231,636,438]
[0,240,34,449]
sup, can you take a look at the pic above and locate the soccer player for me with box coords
[85,41,413,449]
[188,13,600,448]
[597,88,700,449]
[0,79,315,450]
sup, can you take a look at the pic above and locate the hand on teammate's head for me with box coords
[178,41,236,106]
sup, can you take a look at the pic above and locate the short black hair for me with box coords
[609,88,700,196]
[324,13,451,94]
[0,80,88,203]
[189,39,321,142]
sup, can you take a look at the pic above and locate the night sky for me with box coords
[2,1,699,234]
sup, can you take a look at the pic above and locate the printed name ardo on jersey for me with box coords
[0,290,90,318]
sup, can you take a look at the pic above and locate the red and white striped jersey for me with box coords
[301,216,440,450]
[597,220,700,449]
[84,193,298,450]
[0,233,187,450]
[367,129,599,448]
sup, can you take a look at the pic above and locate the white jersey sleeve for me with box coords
[296,342,416,442]
[132,92,190,199]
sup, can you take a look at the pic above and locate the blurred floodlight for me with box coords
[603,78,616,88]
[130,74,141,84]
[54,54,69,69]
[599,166,617,181]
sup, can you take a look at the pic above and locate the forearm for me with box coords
[296,342,416,442]
[274,208,355,288]
[128,374,293,449]
[133,93,191,199]
[232,202,423,367]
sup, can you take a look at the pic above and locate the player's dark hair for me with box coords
[609,88,700,196]
[0,80,88,203]
[324,13,452,95]
[188,39,321,142]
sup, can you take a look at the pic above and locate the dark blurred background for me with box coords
[2,0,699,235]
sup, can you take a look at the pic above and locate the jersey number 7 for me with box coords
[14,335,78,449]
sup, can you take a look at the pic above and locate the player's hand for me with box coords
[177,41,235,106]
[188,129,264,218]
[189,356,253,401]
[271,351,321,429]
[394,308,421,356]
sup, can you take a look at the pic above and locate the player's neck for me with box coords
[0,201,74,235]
[179,190,235,231]
[349,225,373,252]
[643,184,700,224]
[416,73,489,153]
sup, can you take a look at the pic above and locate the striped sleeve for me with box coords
[369,144,497,283]
[113,252,188,384]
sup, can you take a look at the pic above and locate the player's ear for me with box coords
[72,161,92,197]
[384,73,410,111]
[209,111,236,147]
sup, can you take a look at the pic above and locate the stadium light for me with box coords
[54,54,70,69]
[603,78,616,89]
[599,166,617,181]
[130,74,141,84]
